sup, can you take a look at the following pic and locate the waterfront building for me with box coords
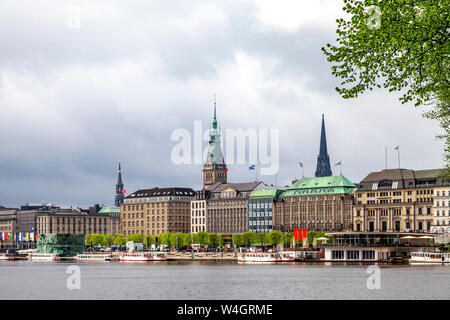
[121,187,195,236]
[190,189,212,233]
[115,161,125,207]
[97,206,121,234]
[206,182,264,234]
[315,114,332,177]
[248,188,285,234]
[353,169,441,233]
[203,96,227,189]
[274,176,356,233]
[0,209,18,247]
[17,203,60,234]
[432,182,450,243]
[36,208,120,235]
[324,231,434,262]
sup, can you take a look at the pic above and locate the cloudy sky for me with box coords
[0,0,444,208]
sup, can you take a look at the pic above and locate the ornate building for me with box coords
[353,169,441,233]
[121,187,195,236]
[115,161,125,207]
[203,96,227,188]
[274,176,356,232]
[315,114,332,177]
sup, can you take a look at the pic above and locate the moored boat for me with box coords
[28,252,61,261]
[75,253,113,261]
[119,252,167,262]
[410,252,450,263]
[0,253,14,260]
[237,252,295,263]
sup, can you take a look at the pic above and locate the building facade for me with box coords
[121,187,195,236]
[274,176,356,232]
[0,210,18,243]
[36,209,120,235]
[207,182,263,234]
[432,183,450,242]
[353,169,441,233]
[190,190,211,233]
[248,188,285,234]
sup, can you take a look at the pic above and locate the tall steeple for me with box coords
[115,160,125,206]
[315,114,333,177]
[203,94,227,188]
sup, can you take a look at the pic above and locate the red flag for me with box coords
[121,190,126,194]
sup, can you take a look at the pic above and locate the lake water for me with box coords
[0,261,449,300]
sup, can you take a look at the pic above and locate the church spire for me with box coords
[315,114,332,177]
[115,160,125,206]
[203,94,227,188]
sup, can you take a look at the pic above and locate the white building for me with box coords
[432,185,450,243]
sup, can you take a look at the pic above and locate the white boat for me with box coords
[75,253,113,261]
[238,252,295,263]
[119,252,167,262]
[410,252,450,263]
[0,253,14,260]
[28,253,60,261]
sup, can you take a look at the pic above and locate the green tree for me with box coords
[322,1,450,176]
[127,233,144,243]
[196,231,208,247]
[114,233,126,246]
[169,233,177,250]
[103,234,114,247]
[282,233,293,247]
[184,233,193,247]
[217,234,225,248]
[242,231,255,247]
[85,234,95,247]
[232,234,244,249]
[93,233,104,246]
[175,233,185,249]
[144,235,155,247]
[266,230,282,249]
[255,233,268,248]
[207,233,219,248]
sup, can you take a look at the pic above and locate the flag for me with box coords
[334,161,342,166]
[121,189,126,194]
[222,168,228,173]
[299,162,303,168]
[8,233,12,241]
[394,145,399,150]
[249,165,255,170]
[19,232,23,242]
[30,232,34,242]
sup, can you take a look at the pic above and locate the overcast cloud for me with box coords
[0,0,444,208]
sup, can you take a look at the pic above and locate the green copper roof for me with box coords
[98,207,121,214]
[250,189,284,199]
[282,176,356,197]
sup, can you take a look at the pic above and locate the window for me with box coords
[347,251,360,260]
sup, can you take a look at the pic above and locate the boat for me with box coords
[28,253,61,261]
[119,252,167,262]
[410,252,450,263]
[75,253,113,261]
[237,252,295,263]
[0,253,14,260]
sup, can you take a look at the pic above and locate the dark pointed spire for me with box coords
[315,114,332,177]
[115,160,124,206]
[212,94,218,129]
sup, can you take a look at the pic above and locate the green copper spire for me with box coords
[213,94,217,129]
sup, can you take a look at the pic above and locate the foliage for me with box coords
[242,231,255,247]
[114,233,126,246]
[266,230,282,247]
[196,231,208,246]
[282,233,293,246]
[322,0,450,175]
[207,233,219,247]
[232,234,244,247]
[127,233,144,243]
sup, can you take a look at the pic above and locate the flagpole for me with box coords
[385,146,387,170]
[397,147,400,169]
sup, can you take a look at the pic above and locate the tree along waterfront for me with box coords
[85,230,331,252]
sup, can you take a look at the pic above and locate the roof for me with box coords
[357,168,444,191]
[126,187,196,198]
[281,176,356,197]
[98,207,121,214]
[250,189,285,199]
[211,181,263,193]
